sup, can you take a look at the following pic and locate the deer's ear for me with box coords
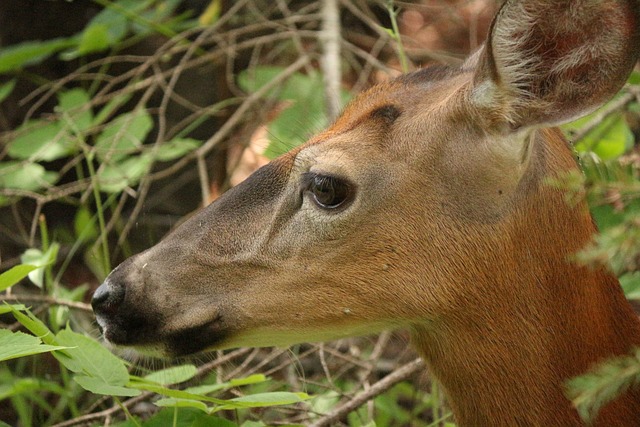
[471,0,640,130]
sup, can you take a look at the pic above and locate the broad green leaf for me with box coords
[74,375,140,397]
[97,153,153,193]
[58,88,93,132]
[77,24,111,54]
[55,328,130,386]
[7,119,74,161]
[144,364,197,385]
[0,304,26,315]
[0,79,16,103]
[154,138,202,161]
[0,264,38,292]
[0,161,58,191]
[93,93,133,126]
[0,329,67,362]
[0,38,75,73]
[20,244,59,288]
[95,110,153,162]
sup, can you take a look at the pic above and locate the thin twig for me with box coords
[309,358,425,427]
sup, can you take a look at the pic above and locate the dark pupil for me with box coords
[312,175,348,208]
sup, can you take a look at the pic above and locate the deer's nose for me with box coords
[91,280,125,317]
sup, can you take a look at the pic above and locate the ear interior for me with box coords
[472,0,640,129]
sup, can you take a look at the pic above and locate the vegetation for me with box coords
[0,1,638,426]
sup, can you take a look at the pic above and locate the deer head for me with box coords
[93,1,640,424]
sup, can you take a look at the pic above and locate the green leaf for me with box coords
[97,153,153,193]
[55,328,130,386]
[154,397,209,412]
[95,110,153,162]
[8,305,57,345]
[93,92,133,126]
[0,264,39,292]
[7,119,75,161]
[212,391,310,412]
[20,244,59,288]
[127,380,228,405]
[78,24,111,54]
[0,161,58,191]
[0,329,67,362]
[144,364,197,385]
[58,88,93,132]
[0,304,26,315]
[0,79,16,103]
[154,138,203,161]
[183,374,267,396]
[0,38,75,73]
[74,376,140,397]
[567,347,640,423]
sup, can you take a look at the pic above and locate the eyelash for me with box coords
[301,172,353,210]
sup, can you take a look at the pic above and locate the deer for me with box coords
[92,0,640,425]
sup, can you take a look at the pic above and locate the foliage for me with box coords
[557,73,640,421]
[0,0,639,425]
[0,1,426,426]
[567,348,640,424]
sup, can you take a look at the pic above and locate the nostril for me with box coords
[91,281,125,315]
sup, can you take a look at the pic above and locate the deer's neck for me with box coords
[412,132,640,425]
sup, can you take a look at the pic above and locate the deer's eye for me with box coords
[303,173,353,210]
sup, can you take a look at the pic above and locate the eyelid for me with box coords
[300,172,349,189]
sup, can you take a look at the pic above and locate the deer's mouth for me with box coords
[162,314,229,357]
[97,307,229,357]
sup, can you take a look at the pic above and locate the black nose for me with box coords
[91,280,125,316]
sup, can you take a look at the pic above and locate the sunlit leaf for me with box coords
[20,244,59,289]
[97,153,153,193]
[0,330,67,362]
[58,88,93,132]
[0,162,58,191]
[144,364,197,385]
[7,120,74,161]
[0,265,39,292]
[55,328,130,386]
[0,79,16,103]
[95,110,153,162]
[8,306,56,347]
[0,38,75,73]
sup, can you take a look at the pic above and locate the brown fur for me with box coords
[93,1,640,425]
